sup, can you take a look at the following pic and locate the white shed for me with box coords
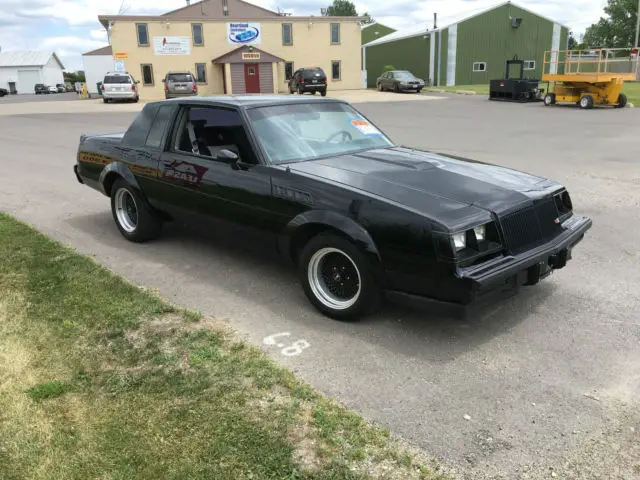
[82,45,113,95]
[0,51,65,94]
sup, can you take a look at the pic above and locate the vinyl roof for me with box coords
[0,50,65,69]
[364,1,569,48]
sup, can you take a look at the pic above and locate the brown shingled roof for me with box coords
[83,45,113,56]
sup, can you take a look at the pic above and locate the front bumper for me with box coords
[385,215,592,316]
[399,84,424,91]
[459,215,591,288]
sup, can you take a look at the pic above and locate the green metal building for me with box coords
[362,1,569,88]
[361,22,396,45]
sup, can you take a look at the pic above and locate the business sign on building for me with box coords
[153,36,191,55]
[113,52,128,60]
[227,23,261,45]
[241,52,261,60]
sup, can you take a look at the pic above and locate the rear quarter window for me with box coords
[122,104,159,146]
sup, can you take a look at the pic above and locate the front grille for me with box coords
[499,198,562,254]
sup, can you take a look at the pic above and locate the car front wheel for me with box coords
[299,233,380,321]
[110,179,162,242]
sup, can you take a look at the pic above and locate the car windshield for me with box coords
[104,75,132,84]
[394,71,416,80]
[247,102,393,164]
[167,73,193,82]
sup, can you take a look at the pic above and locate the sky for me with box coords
[0,0,608,71]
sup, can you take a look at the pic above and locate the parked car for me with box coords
[288,67,327,96]
[73,96,592,320]
[47,85,57,94]
[66,84,74,92]
[34,84,49,94]
[56,83,66,93]
[101,71,139,103]
[0,87,7,97]
[377,70,425,93]
[163,71,198,99]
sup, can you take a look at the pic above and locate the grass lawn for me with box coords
[622,81,640,105]
[0,213,447,480]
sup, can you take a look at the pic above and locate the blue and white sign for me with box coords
[227,23,261,45]
[114,60,125,72]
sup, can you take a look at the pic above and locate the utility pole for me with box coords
[635,0,640,47]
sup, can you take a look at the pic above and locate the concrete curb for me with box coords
[425,88,445,93]
[455,90,477,95]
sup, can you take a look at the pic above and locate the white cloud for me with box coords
[90,29,108,40]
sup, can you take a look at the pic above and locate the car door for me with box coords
[156,104,273,231]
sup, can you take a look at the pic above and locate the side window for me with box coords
[472,62,487,72]
[141,64,154,85]
[173,106,258,164]
[122,104,157,146]
[136,23,149,46]
[145,105,173,149]
[192,23,204,46]
[330,23,340,44]
[282,23,293,45]
[331,61,341,81]
[285,62,294,80]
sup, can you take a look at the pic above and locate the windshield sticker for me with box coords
[349,119,382,136]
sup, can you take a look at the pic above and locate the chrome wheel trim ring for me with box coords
[307,247,362,310]
[115,188,138,233]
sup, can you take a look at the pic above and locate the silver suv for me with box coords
[101,71,139,103]
[164,71,198,99]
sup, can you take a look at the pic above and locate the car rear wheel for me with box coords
[110,179,162,242]
[615,92,627,108]
[321,90,327,97]
[298,86,304,95]
[103,98,109,103]
[299,233,380,321]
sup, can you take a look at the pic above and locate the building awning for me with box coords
[212,45,284,64]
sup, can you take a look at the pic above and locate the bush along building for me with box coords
[362,1,569,88]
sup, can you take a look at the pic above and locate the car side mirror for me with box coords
[217,148,239,164]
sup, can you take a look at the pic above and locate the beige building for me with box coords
[98,0,363,100]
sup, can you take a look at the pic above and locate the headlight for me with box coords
[452,232,466,251]
[473,225,486,242]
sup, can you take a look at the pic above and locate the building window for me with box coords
[192,23,204,46]
[195,63,207,84]
[285,62,294,80]
[136,23,149,46]
[331,60,341,81]
[330,23,340,44]
[282,23,293,45]
[141,64,154,85]
[524,60,536,70]
[248,66,256,75]
[472,62,487,72]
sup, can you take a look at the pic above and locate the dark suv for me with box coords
[288,67,327,96]
[34,84,49,94]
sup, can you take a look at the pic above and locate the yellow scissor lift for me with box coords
[542,48,639,109]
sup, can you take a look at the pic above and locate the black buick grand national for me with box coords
[74,96,592,320]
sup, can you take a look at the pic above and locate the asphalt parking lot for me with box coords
[0,91,78,103]
[1,94,638,479]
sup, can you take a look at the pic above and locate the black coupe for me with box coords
[73,96,591,320]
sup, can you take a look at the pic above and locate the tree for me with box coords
[325,0,357,17]
[583,0,638,48]
[361,12,374,24]
[568,33,588,50]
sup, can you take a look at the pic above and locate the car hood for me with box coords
[287,147,560,218]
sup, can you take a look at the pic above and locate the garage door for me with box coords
[18,70,41,94]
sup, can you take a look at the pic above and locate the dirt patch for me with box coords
[289,402,324,472]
